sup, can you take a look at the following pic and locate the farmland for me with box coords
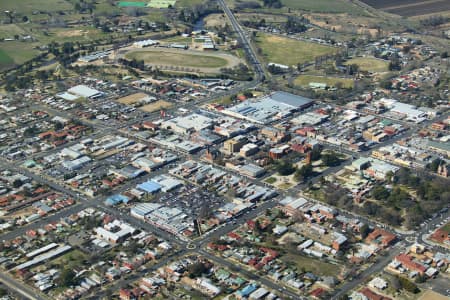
[0,42,40,71]
[254,33,337,66]
[360,0,450,17]
[281,0,367,15]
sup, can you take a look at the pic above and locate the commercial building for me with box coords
[222,91,313,124]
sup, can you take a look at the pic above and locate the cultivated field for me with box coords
[345,57,389,72]
[294,75,354,89]
[281,0,367,14]
[124,48,242,72]
[117,92,149,105]
[360,0,450,17]
[140,100,173,112]
[254,34,337,66]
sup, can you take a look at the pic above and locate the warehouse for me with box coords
[222,91,313,124]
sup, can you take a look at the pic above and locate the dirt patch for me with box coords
[418,290,450,300]
[140,100,173,112]
[204,13,229,27]
[56,29,88,37]
[117,92,149,105]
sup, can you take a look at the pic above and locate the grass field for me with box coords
[125,50,229,68]
[294,75,354,89]
[0,0,72,14]
[0,49,14,69]
[281,0,366,14]
[254,34,337,66]
[0,42,40,70]
[344,57,389,72]
[140,100,173,112]
[281,253,340,277]
[147,0,177,8]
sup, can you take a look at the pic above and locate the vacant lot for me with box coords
[345,57,389,72]
[294,75,354,89]
[140,100,173,112]
[282,0,366,14]
[254,34,336,66]
[281,253,340,277]
[360,0,450,17]
[418,290,450,300]
[117,92,149,105]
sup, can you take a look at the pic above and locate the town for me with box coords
[0,0,449,300]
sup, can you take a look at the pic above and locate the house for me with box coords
[394,253,427,274]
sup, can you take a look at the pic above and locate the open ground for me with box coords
[294,75,354,89]
[360,0,450,17]
[345,57,389,72]
[140,100,173,112]
[123,47,243,73]
[117,92,149,105]
[254,33,337,66]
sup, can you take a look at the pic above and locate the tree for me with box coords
[275,160,295,176]
[12,179,23,188]
[22,16,28,22]
[294,163,313,181]
[371,185,390,200]
[310,148,322,161]
[57,268,78,287]
[321,152,341,166]
[187,262,207,278]
[360,224,371,239]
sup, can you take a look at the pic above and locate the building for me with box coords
[67,85,103,99]
[95,220,136,244]
[161,113,214,135]
[223,135,247,153]
[222,91,314,124]
[394,253,427,274]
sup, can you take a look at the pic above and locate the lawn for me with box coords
[294,75,354,89]
[281,0,367,14]
[176,0,205,7]
[0,24,27,40]
[125,50,229,68]
[441,222,450,234]
[0,49,14,70]
[254,33,337,66]
[0,0,73,15]
[0,42,40,70]
[345,57,389,72]
[281,253,340,277]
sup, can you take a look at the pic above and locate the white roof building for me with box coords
[68,85,103,99]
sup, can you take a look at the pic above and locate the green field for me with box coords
[281,0,366,14]
[176,0,205,7]
[281,253,340,277]
[294,75,354,89]
[125,50,229,68]
[344,57,389,72]
[0,49,14,70]
[0,0,73,15]
[118,1,148,7]
[255,33,337,66]
[0,42,40,70]
[147,0,177,8]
